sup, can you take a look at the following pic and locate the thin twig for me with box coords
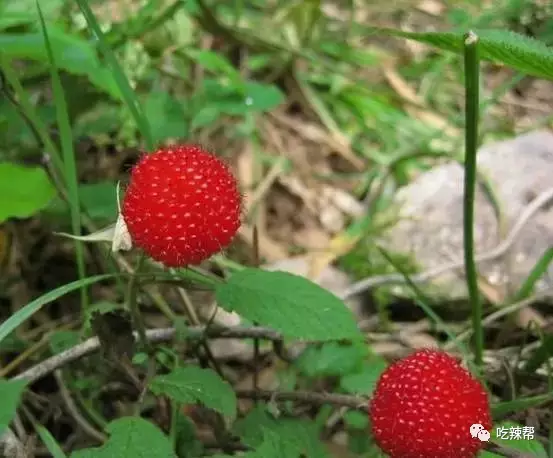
[236,389,367,409]
[54,370,107,443]
[12,326,283,384]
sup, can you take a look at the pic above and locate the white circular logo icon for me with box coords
[470,424,490,441]
[470,424,484,438]
[477,430,491,442]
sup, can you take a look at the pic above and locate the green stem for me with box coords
[128,254,149,352]
[463,31,483,368]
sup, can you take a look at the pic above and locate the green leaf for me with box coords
[295,341,367,377]
[243,82,285,112]
[0,274,114,344]
[215,268,362,341]
[492,393,553,417]
[0,162,56,223]
[339,356,388,396]
[48,181,118,223]
[0,379,27,435]
[0,26,120,98]
[78,182,118,221]
[70,417,176,458]
[190,105,221,131]
[143,90,187,143]
[375,28,553,81]
[49,331,80,355]
[243,428,294,458]
[234,405,330,458]
[187,50,241,81]
[492,421,547,457]
[174,413,204,458]
[0,0,63,30]
[149,366,237,420]
[343,410,369,430]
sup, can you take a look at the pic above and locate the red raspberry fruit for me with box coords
[122,145,241,267]
[369,348,492,458]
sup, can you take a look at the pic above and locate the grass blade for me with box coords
[0,274,114,344]
[463,31,483,368]
[73,0,154,150]
[512,247,553,303]
[35,425,67,458]
[37,1,87,311]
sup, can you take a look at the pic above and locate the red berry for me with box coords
[369,348,492,458]
[122,144,242,267]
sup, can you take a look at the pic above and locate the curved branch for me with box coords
[12,326,283,384]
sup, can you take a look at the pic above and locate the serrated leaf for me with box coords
[376,28,553,81]
[295,341,368,377]
[0,379,27,435]
[243,428,293,458]
[339,357,388,396]
[149,366,237,420]
[234,405,330,458]
[0,162,56,223]
[70,417,176,458]
[215,268,362,341]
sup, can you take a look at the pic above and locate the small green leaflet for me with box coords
[340,357,388,396]
[215,268,362,341]
[149,366,237,420]
[295,341,368,377]
[0,379,27,435]
[233,405,330,458]
[70,417,175,458]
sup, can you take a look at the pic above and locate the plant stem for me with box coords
[463,31,483,368]
[128,254,150,352]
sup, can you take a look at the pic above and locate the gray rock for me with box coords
[382,129,553,299]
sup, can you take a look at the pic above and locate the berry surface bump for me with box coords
[122,145,241,267]
[369,348,492,458]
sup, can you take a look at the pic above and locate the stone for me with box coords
[382,130,553,300]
